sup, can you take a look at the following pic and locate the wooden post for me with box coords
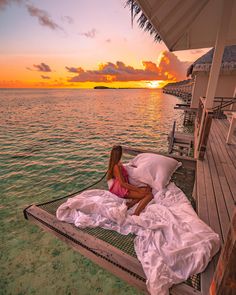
[205,0,233,109]
[196,98,205,136]
[196,0,234,152]
[191,76,202,109]
[210,209,236,295]
[231,86,236,111]
[198,110,213,160]
[168,120,176,154]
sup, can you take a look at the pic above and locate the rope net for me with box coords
[25,166,200,290]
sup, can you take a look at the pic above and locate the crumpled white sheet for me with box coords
[56,183,220,295]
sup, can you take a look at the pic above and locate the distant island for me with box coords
[94,86,111,89]
[94,86,150,89]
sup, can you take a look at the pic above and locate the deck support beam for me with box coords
[210,209,236,295]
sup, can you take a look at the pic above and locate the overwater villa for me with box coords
[24,1,236,295]
[163,79,194,102]
[164,46,236,108]
[188,45,236,109]
[163,46,236,127]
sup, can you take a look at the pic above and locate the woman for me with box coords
[107,145,153,215]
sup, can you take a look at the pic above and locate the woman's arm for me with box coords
[113,164,146,193]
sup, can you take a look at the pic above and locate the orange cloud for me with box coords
[67,51,189,83]
[158,51,189,81]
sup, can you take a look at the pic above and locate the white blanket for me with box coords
[56,183,220,295]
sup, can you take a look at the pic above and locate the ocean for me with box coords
[0,88,186,295]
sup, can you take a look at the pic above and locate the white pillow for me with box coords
[124,164,148,187]
[127,153,182,190]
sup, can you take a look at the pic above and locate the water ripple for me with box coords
[0,88,189,294]
[0,88,188,204]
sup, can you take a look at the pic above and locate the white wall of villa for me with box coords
[191,72,236,108]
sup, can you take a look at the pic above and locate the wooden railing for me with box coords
[196,97,205,136]
[195,96,236,160]
[122,144,196,170]
[211,97,236,118]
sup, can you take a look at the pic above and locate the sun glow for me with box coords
[147,81,162,88]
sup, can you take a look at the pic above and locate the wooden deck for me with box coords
[195,118,236,294]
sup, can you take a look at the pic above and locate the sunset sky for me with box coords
[0,0,210,88]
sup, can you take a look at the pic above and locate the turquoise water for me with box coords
[0,88,185,295]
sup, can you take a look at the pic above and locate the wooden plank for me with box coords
[209,147,235,214]
[210,122,236,213]
[197,158,220,294]
[211,120,236,183]
[202,152,222,275]
[214,119,236,160]
[205,140,230,242]
[173,142,191,148]
[171,283,201,295]
[202,153,223,244]
[26,205,146,279]
[201,261,216,295]
[196,160,209,224]
[174,132,194,144]
[210,124,236,205]
[212,120,236,172]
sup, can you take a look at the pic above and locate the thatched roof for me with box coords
[187,45,236,76]
[125,0,162,42]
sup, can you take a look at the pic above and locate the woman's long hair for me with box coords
[107,145,122,180]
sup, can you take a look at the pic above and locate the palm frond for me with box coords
[125,0,162,42]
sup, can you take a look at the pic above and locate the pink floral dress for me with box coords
[109,164,129,198]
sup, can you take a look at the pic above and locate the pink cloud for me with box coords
[26,4,62,30]
[80,28,97,38]
[67,51,189,83]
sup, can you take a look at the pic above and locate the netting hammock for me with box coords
[23,149,200,294]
